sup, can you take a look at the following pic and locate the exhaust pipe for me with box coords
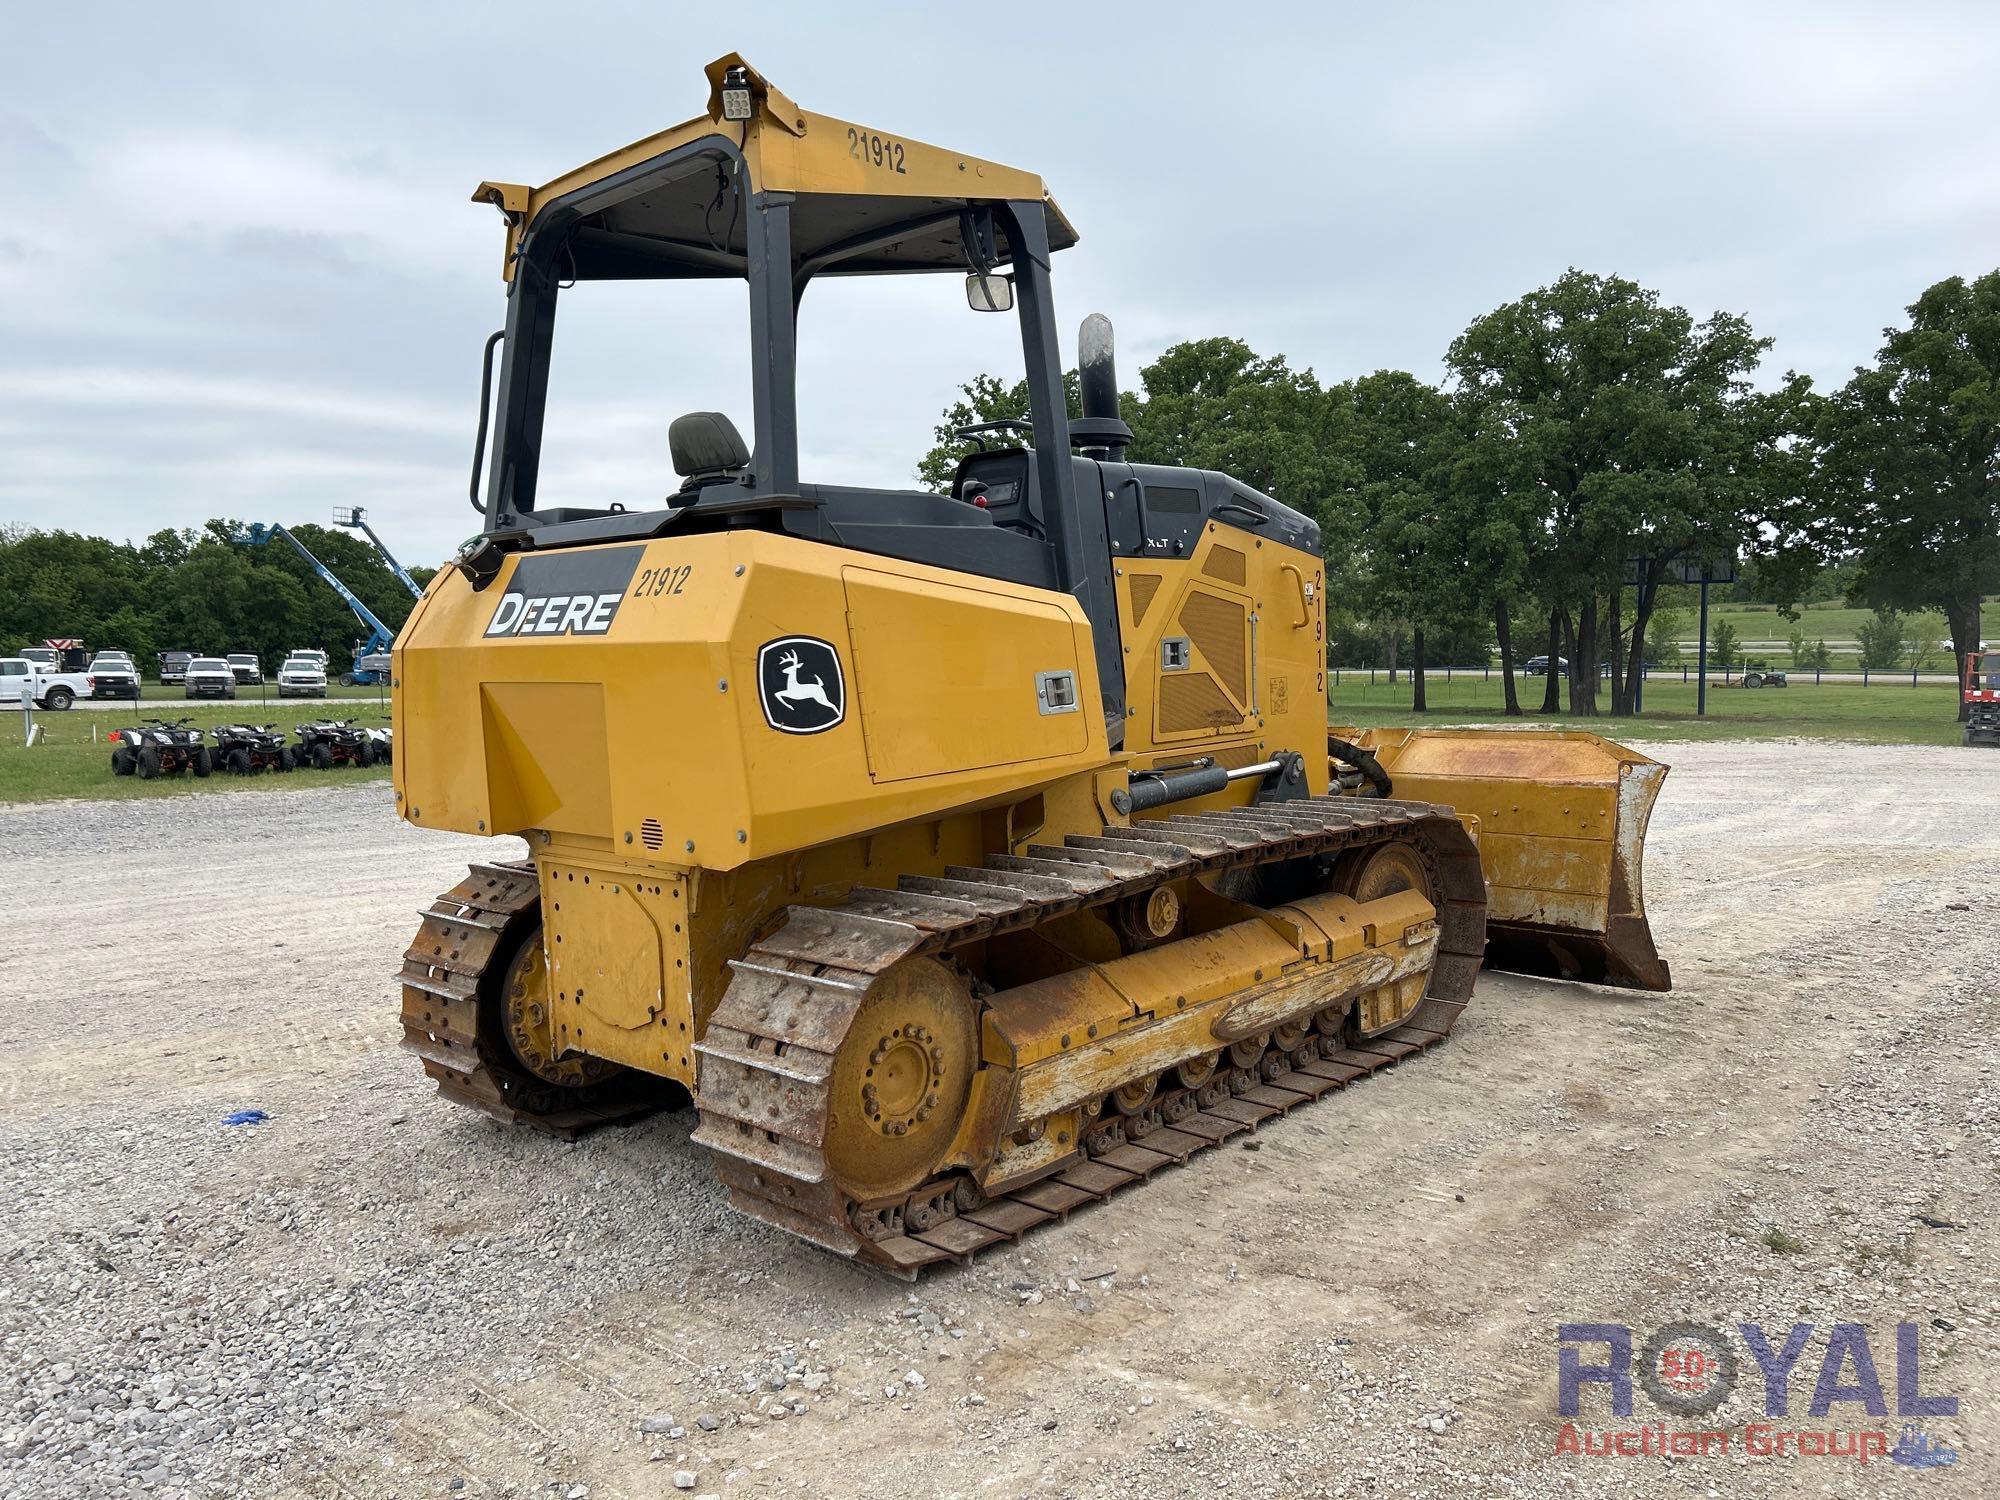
[1074,313,1132,460]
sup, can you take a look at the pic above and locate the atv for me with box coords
[210,722,297,774]
[360,721,393,764]
[109,719,213,780]
[294,719,379,770]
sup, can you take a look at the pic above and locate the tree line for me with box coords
[0,520,437,676]
[922,268,1999,716]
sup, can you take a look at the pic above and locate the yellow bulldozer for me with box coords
[395,55,1669,1274]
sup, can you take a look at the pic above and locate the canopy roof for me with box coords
[473,54,1078,281]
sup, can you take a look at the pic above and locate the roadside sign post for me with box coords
[1626,550,1738,716]
[1696,575,1710,716]
[1692,555,1738,716]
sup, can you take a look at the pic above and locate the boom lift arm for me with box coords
[239,523,398,664]
[333,506,422,600]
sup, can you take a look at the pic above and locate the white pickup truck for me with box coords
[0,657,90,710]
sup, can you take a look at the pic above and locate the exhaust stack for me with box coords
[1074,313,1132,460]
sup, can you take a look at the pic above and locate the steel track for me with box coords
[399,798,1487,1274]
[690,796,1487,1274]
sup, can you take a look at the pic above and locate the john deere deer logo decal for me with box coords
[757,636,845,734]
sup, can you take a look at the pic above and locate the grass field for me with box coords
[1675,598,1998,658]
[0,701,391,803]
[1332,673,1968,745]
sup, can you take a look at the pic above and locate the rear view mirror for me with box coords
[965,273,1014,313]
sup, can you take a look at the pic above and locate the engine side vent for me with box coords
[1203,545,1247,586]
[1159,672,1240,732]
[1178,591,1248,703]
[1129,573,1162,626]
[640,818,664,851]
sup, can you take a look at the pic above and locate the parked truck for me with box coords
[0,658,91,711]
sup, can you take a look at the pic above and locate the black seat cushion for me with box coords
[670,412,750,479]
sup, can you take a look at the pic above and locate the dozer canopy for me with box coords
[458,54,1128,730]
[463,50,1087,526]
[471,53,1077,285]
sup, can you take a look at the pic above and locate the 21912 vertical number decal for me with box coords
[847,127,906,174]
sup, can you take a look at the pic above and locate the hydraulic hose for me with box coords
[1328,735,1393,798]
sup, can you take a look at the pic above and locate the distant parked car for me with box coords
[0,657,89,710]
[226,653,264,685]
[277,655,328,698]
[159,651,193,685]
[86,654,142,700]
[184,657,238,700]
[19,646,59,675]
[1523,655,1570,677]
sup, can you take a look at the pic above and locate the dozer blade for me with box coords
[1329,727,1671,992]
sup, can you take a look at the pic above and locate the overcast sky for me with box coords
[4,2,1997,565]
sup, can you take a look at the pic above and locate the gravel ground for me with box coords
[0,741,1992,1499]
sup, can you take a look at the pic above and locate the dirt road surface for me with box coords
[2,741,1992,1499]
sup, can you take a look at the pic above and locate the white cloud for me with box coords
[98,131,479,274]
[0,367,465,437]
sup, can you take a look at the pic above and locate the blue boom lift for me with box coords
[333,506,423,601]
[240,523,398,687]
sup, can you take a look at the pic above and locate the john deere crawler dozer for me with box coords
[395,55,1669,1273]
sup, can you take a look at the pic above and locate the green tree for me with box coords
[1446,270,1792,716]
[1437,394,1534,712]
[1902,622,1942,674]
[1646,596,1689,666]
[139,528,193,570]
[1341,370,1465,710]
[95,605,157,670]
[1814,271,2000,716]
[1125,339,1354,525]
[1707,619,1740,677]
[915,371,1080,491]
[0,518,435,678]
[916,337,1361,544]
[1855,607,1908,670]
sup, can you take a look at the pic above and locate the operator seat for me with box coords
[669,411,750,498]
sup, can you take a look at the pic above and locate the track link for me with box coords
[398,860,657,1138]
[691,796,1488,1274]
